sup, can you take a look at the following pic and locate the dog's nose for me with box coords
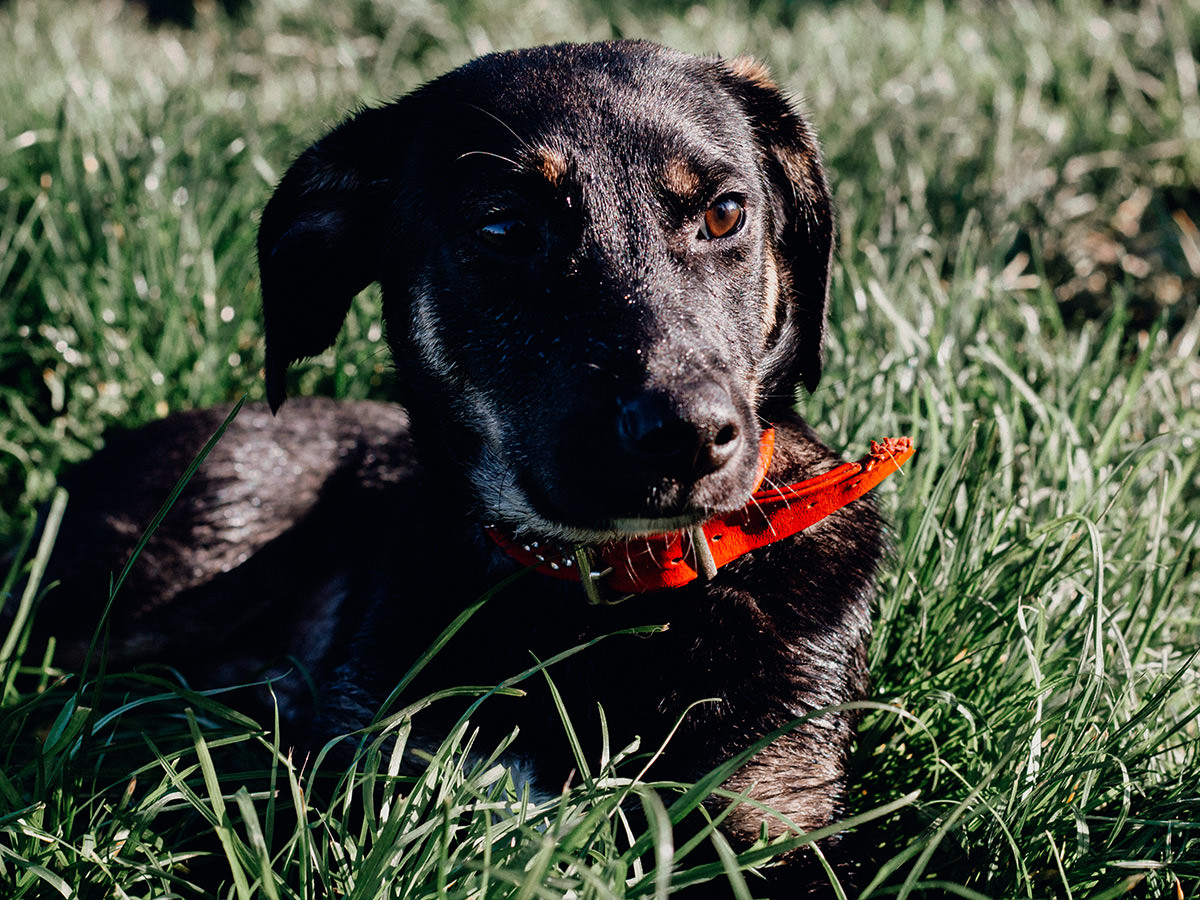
[616,386,744,479]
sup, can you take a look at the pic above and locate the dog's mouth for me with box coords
[471,425,774,545]
[475,473,754,545]
[522,511,723,545]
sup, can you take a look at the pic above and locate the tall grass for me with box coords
[2,0,1198,896]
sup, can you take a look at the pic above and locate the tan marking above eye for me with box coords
[536,148,568,186]
[663,157,701,200]
[701,197,745,239]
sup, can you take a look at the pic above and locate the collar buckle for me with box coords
[572,547,632,605]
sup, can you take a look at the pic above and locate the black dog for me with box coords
[40,40,912,891]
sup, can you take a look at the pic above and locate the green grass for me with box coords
[3,0,1200,895]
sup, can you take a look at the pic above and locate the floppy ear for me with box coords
[258,104,406,411]
[720,58,834,398]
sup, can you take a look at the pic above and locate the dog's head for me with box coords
[258,40,833,541]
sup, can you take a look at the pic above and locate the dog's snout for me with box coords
[616,386,744,480]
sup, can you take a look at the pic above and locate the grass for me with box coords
[2,0,1199,895]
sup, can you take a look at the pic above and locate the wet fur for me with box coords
[40,41,884,893]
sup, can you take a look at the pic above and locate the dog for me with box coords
[38,40,913,892]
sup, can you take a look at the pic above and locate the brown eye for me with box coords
[699,197,745,240]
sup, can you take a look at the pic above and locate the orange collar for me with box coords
[485,429,914,603]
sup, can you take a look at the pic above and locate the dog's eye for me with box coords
[476,217,538,256]
[699,197,745,240]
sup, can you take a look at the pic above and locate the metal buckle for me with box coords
[572,547,631,605]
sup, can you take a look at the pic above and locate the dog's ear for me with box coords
[720,58,834,397]
[258,105,406,412]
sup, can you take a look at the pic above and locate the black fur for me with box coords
[39,41,887,893]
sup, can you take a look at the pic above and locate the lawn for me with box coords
[2,0,1199,896]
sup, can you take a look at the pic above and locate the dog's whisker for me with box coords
[455,149,522,169]
[623,542,642,583]
[464,102,533,153]
[744,491,783,538]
